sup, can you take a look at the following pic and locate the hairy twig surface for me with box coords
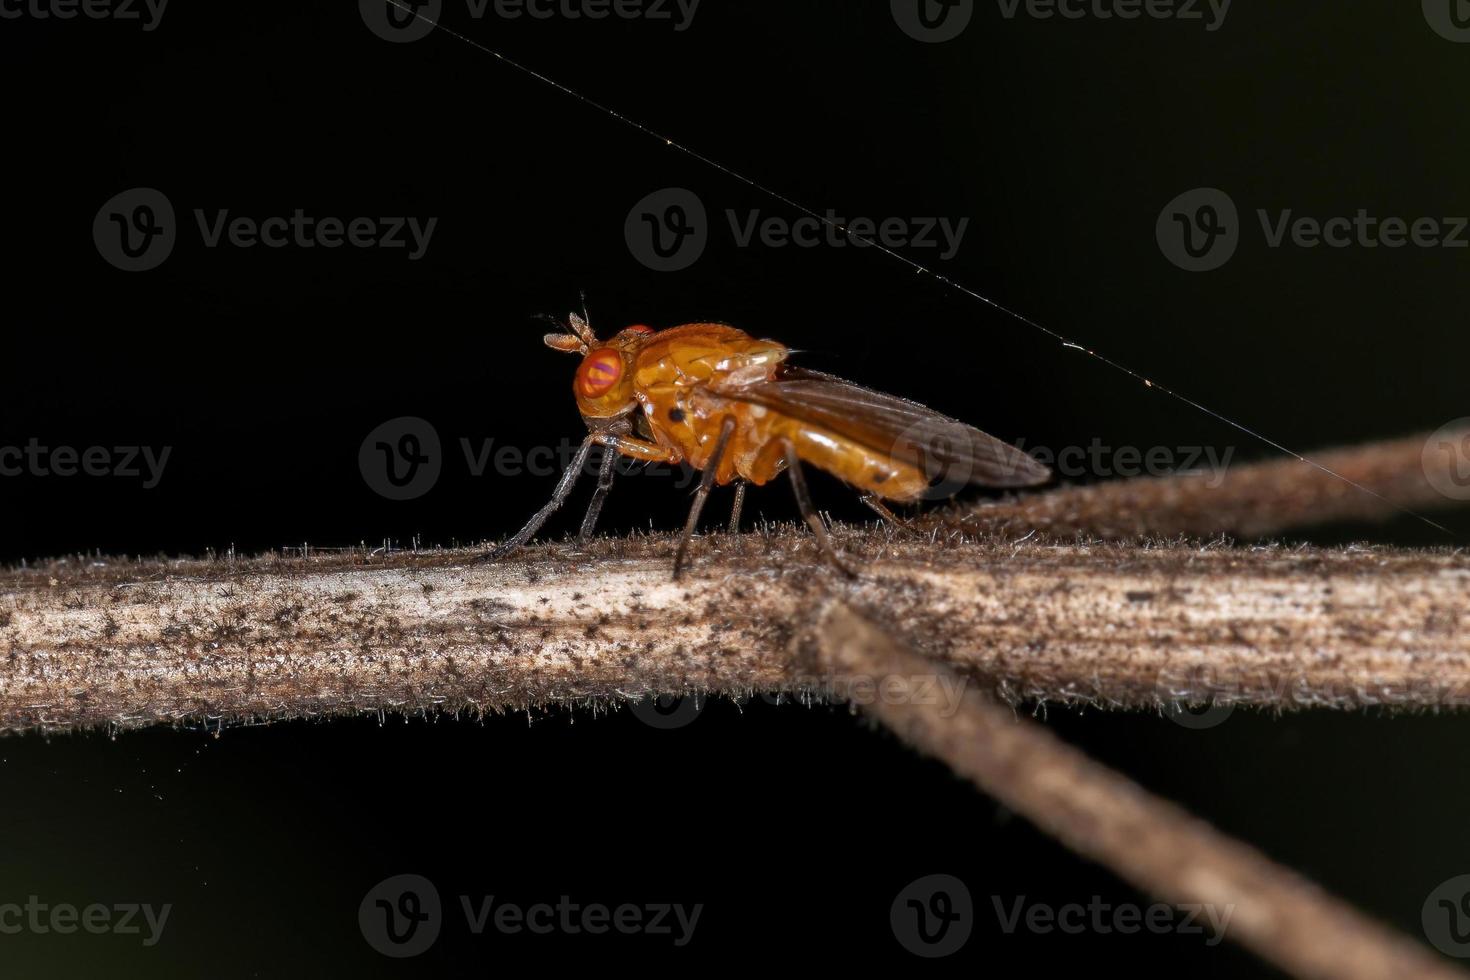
[1,527,1466,733]
[0,429,1466,733]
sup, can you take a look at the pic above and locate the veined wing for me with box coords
[717,366,1051,489]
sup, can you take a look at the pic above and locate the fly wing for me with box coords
[718,367,1051,489]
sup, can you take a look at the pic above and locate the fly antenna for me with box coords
[538,312,590,354]
[568,310,598,346]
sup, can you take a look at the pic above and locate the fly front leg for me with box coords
[577,445,619,543]
[485,431,678,562]
[783,439,856,578]
[594,432,682,464]
[587,431,681,546]
[673,417,736,580]
[481,435,596,561]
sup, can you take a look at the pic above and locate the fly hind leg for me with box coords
[859,492,922,537]
[728,480,747,534]
[782,440,856,578]
[673,418,736,580]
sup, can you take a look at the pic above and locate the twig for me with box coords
[0,428,1464,735]
[945,428,1466,539]
[0,530,1466,733]
[811,601,1465,980]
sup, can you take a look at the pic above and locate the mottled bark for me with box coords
[1,527,1466,734]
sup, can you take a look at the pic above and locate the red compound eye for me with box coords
[577,349,623,397]
[625,324,654,335]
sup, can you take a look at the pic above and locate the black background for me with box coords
[3,1,1469,975]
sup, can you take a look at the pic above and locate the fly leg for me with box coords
[728,480,747,534]
[782,439,856,577]
[481,436,596,561]
[673,418,736,580]
[859,492,921,537]
[577,444,618,543]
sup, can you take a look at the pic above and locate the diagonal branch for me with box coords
[811,601,1466,980]
[944,428,1467,539]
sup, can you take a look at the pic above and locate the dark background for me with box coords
[3,1,1468,975]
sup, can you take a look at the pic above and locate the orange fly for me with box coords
[488,312,1051,576]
